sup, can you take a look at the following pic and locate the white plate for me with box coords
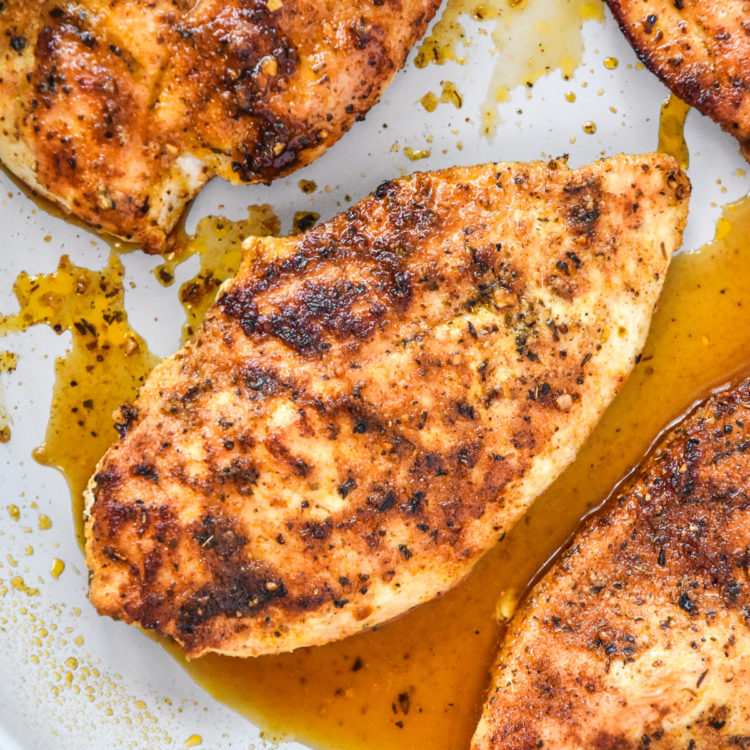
[1,3,749,749]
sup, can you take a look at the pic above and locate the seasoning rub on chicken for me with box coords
[0,0,440,251]
[84,154,689,658]
[608,0,750,160]
[473,379,750,750]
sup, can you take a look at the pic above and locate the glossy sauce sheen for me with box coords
[658,94,690,171]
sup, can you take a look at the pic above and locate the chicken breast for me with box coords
[608,0,750,160]
[84,154,689,658]
[0,0,439,251]
[472,380,750,750]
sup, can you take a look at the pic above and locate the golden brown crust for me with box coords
[473,379,750,750]
[84,154,689,658]
[608,0,750,159]
[0,0,439,250]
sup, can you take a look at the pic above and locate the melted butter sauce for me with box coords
[0,254,158,547]
[154,206,279,340]
[415,0,604,135]
[658,93,691,170]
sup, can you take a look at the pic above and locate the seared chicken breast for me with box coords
[85,154,689,658]
[608,0,750,159]
[0,0,439,251]
[473,379,750,750]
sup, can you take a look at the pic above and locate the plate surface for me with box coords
[1,3,749,749]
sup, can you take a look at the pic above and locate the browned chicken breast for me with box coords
[473,380,750,750]
[84,154,689,658]
[608,0,750,159]
[0,0,439,251]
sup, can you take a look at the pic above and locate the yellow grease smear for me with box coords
[0,254,158,547]
[658,93,691,170]
[415,0,604,136]
[164,197,750,750]
[10,575,39,596]
[50,558,65,578]
[403,146,431,161]
[155,206,280,340]
[419,81,463,112]
[0,350,18,442]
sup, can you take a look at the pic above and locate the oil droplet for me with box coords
[403,146,431,161]
[582,120,597,134]
[419,91,439,111]
[183,735,202,748]
[65,657,78,670]
[50,558,65,579]
[7,504,19,521]
[603,56,618,69]
[565,90,576,102]
[10,576,39,596]
[420,81,464,112]
[298,180,317,194]
[154,205,278,292]
[658,93,690,171]
[38,514,52,530]
[440,81,462,108]
[0,350,18,442]
[292,211,320,235]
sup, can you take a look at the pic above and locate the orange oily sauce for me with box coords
[154,206,279,341]
[172,196,750,750]
[658,93,691,170]
[0,254,158,547]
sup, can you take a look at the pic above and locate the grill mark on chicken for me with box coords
[0,0,440,250]
[473,379,750,750]
[84,155,689,657]
[608,0,750,160]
